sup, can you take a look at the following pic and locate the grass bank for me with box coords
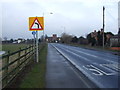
[19,43,47,88]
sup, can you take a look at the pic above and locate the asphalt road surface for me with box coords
[50,43,119,88]
[46,44,98,88]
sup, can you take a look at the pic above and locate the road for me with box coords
[46,43,98,88]
[51,43,119,88]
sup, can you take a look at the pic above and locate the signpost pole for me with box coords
[29,17,44,63]
[33,33,35,61]
[32,31,36,62]
[36,31,39,63]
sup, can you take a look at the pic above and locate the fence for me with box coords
[0,45,36,88]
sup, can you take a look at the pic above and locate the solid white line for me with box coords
[51,44,91,88]
[51,44,104,88]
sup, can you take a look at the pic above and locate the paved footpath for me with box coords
[45,44,95,88]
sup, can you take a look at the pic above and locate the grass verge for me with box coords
[19,43,47,88]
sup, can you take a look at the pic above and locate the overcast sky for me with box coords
[0,0,119,39]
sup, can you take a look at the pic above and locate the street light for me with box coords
[43,12,53,42]
[61,26,66,34]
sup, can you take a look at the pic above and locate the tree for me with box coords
[39,38,41,43]
[10,39,14,43]
[87,33,92,44]
[106,32,114,36]
[61,33,73,44]
[78,36,88,45]
[4,37,7,41]
[87,33,96,46]
[71,36,78,43]
[97,31,102,46]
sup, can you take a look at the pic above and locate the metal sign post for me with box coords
[32,31,38,63]
[36,31,39,63]
[29,17,44,63]
[32,31,36,61]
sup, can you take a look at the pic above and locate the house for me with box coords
[52,34,57,42]
[110,35,120,47]
[45,34,61,43]
[13,38,25,44]
[45,37,52,43]
[110,28,120,47]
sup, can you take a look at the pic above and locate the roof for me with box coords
[111,35,120,38]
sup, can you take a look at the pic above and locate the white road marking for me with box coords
[52,44,119,88]
[59,45,118,64]
[100,64,120,72]
[83,64,116,76]
[65,49,90,62]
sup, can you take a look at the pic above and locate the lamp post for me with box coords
[42,12,53,42]
[61,26,66,34]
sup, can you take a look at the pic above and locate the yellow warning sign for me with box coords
[29,17,44,31]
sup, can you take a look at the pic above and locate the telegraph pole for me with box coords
[103,6,105,48]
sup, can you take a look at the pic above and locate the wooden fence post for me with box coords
[28,45,31,63]
[17,48,21,71]
[29,45,31,55]
[4,51,10,86]
[32,45,33,53]
[24,47,27,66]
[31,45,35,62]
[34,44,36,62]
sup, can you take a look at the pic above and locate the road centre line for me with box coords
[68,45,118,60]
[59,45,117,64]
[65,49,90,62]
[55,44,91,62]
